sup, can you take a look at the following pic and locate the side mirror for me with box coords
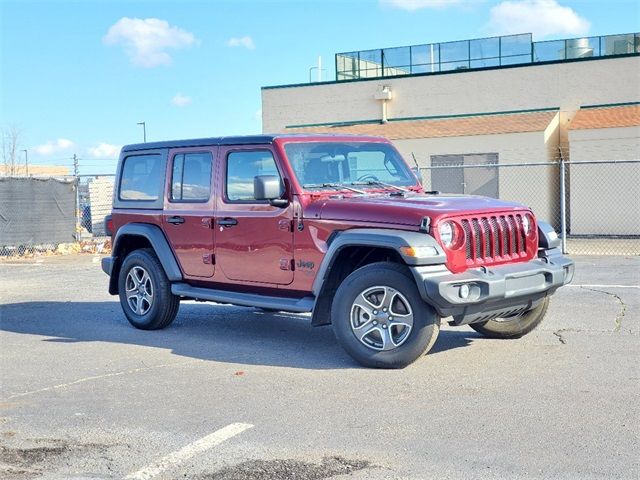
[254,175,288,207]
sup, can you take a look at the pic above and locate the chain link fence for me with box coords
[1,161,639,257]
[418,159,640,255]
[0,175,115,257]
[77,174,115,242]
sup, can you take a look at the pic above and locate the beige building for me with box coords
[262,32,640,236]
[0,165,70,177]
[86,176,115,236]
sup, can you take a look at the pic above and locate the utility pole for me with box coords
[22,149,28,176]
[137,121,147,142]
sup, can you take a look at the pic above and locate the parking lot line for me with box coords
[124,423,254,480]
[3,360,199,401]
[567,284,639,289]
[0,263,44,267]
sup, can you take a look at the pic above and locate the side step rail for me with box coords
[171,283,315,313]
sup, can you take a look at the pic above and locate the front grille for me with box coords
[460,214,527,264]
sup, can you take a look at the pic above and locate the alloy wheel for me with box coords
[125,266,154,315]
[350,285,414,351]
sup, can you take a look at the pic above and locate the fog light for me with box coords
[459,284,470,299]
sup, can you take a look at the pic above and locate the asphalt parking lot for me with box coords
[0,254,638,480]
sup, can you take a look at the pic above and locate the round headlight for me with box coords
[439,221,455,247]
[522,214,532,235]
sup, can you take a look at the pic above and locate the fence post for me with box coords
[74,154,80,242]
[559,156,567,254]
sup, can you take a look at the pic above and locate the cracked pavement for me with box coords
[0,254,638,479]
[578,286,628,332]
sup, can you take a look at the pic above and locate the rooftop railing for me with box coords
[335,32,640,81]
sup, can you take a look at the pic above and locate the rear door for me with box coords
[162,148,217,278]
[214,145,294,285]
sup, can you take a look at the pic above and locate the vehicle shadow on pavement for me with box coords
[0,301,478,369]
[429,328,479,355]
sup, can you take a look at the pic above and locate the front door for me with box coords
[214,146,294,285]
[162,148,216,278]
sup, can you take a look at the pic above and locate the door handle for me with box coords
[217,217,238,227]
[167,216,185,225]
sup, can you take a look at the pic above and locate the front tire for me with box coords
[118,248,180,330]
[469,297,550,339]
[331,262,440,369]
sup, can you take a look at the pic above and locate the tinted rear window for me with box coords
[170,152,212,202]
[119,154,163,201]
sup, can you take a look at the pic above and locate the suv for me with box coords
[102,134,573,368]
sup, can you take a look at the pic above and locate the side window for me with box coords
[170,152,212,202]
[119,154,163,201]
[226,150,281,202]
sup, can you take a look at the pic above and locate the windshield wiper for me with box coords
[303,183,367,194]
[350,180,409,192]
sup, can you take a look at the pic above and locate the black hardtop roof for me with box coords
[121,133,387,152]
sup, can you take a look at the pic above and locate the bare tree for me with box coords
[2,125,22,176]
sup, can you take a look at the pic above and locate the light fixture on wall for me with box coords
[374,85,393,123]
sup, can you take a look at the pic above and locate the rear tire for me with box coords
[469,297,550,339]
[118,248,180,330]
[331,262,440,369]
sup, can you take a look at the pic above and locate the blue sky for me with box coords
[1,0,638,174]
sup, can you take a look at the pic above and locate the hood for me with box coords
[305,193,530,226]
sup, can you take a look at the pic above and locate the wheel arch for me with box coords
[108,223,182,295]
[310,228,446,326]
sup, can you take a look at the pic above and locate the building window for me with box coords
[170,152,212,202]
[430,153,498,197]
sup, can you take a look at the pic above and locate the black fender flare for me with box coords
[312,228,446,296]
[108,223,182,294]
[310,228,446,326]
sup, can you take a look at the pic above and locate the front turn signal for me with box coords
[400,246,439,257]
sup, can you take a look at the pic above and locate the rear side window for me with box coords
[119,154,163,201]
[226,150,280,202]
[170,152,213,202]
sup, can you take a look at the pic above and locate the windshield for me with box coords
[283,142,417,190]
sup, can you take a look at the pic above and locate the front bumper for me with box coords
[411,248,574,325]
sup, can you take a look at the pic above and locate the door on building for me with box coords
[430,153,499,197]
[214,147,294,285]
[162,149,216,278]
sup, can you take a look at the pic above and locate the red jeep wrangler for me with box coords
[102,134,573,368]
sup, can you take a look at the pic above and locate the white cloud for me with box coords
[226,36,255,50]
[104,17,198,67]
[33,138,74,155]
[380,0,462,10]
[171,93,192,107]
[486,0,590,38]
[88,143,121,159]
